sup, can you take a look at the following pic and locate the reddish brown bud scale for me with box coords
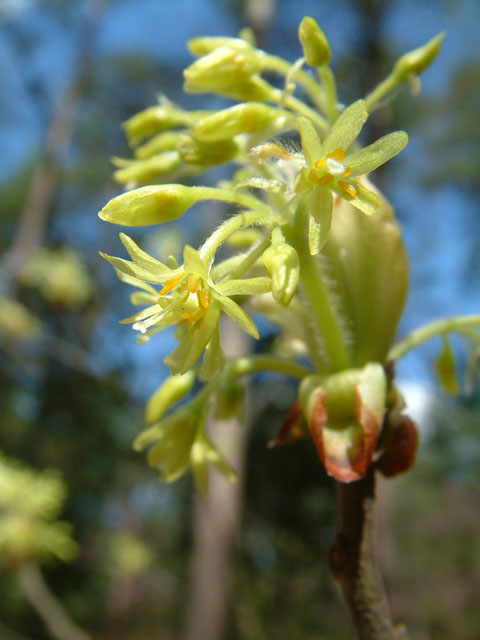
[377,416,419,478]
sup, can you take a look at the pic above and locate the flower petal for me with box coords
[165,304,221,374]
[183,245,209,279]
[119,233,174,276]
[100,252,167,284]
[308,185,333,255]
[214,277,271,297]
[346,131,408,177]
[321,99,368,156]
[297,117,324,168]
[200,326,224,380]
[346,181,381,216]
[217,295,259,339]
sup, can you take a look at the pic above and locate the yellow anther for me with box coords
[337,180,356,197]
[197,288,211,310]
[187,274,201,293]
[343,167,351,177]
[318,174,334,185]
[159,273,184,295]
[328,148,345,162]
[315,158,326,169]
[308,169,322,183]
[181,310,204,327]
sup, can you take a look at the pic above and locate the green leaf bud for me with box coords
[99,185,200,226]
[194,103,285,142]
[262,228,300,306]
[145,371,196,424]
[298,16,331,67]
[177,133,239,165]
[299,364,386,482]
[124,105,191,146]
[392,32,445,83]
[183,45,261,93]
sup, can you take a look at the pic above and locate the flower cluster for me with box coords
[98,17,474,491]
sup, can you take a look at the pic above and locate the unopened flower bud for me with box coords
[393,32,445,83]
[124,105,191,146]
[194,102,284,142]
[98,185,199,226]
[113,152,180,185]
[134,131,180,159]
[262,229,300,307]
[145,371,196,423]
[187,36,250,57]
[183,45,261,93]
[298,16,331,67]
[177,133,239,165]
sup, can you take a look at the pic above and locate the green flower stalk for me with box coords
[99,17,476,494]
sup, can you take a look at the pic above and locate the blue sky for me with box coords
[1,0,479,393]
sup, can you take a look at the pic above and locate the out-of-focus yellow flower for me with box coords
[0,296,41,340]
[21,247,93,308]
[0,456,78,565]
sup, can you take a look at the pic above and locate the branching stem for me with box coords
[389,314,480,361]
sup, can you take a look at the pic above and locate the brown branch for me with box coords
[329,470,408,640]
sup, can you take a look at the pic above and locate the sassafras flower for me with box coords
[297,99,408,253]
[101,233,270,375]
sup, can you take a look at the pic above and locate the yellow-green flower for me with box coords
[102,233,270,375]
[297,100,408,253]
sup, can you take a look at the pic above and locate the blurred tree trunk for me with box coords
[183,321,249,640]
[183,4,275,640]
[18,563,91,640]
[3,0,108,282]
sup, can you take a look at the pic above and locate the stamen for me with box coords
[187,274,201,293]
[315,158,326,169]
[197,289,211,309]
[343,167,351,177]
[337,180,356,197]
[328,148,345,162]
[181,310,204,327]
[159,274,184,295]
[318,174,334,185]
[308,169,322,184]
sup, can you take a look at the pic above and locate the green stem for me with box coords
[364,74,398,113]
[389,314,480,361]
[289,203,350,372]
[319,66,338,123]
[200,210,279,267]
[284,94,328,131]
[194,186,269,212]
[259,53,327,112]
[225,235,271,280]
[229,354,311,380]
[197,355,311,406]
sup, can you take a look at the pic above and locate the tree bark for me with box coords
[329,470,408,640]
[183,323,249,640]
